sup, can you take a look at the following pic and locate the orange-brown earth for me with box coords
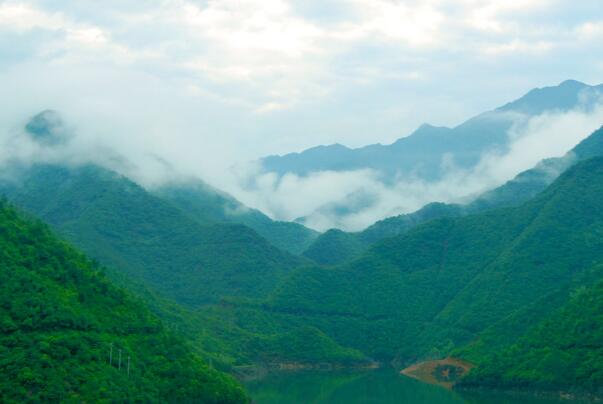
[401,357,474,389]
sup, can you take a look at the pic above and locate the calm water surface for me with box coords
[245,368,579,404]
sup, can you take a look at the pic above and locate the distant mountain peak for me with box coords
[497,79,602,114]
[25,109,70,146]
[558,79,588,88]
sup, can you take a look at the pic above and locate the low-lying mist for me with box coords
[228,104,603,231]
[1,97,602,232]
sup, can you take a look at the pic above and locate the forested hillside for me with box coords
[3,110,603,398]
[210,157,603,373]
[0,200,247,403]
[0,164,305,307]
[303,125,603,266]
[155,181,318,255]
[459,266,603,395]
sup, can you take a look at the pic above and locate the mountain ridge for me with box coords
[0,199,248,402]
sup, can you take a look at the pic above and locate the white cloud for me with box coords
[481,39,554,56]
[226,103,603,231]
[3,0,597,118]
[0,3,64,32]
[1,0,603,233]
[576,21,603,40]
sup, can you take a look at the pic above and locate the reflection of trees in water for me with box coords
[246,369,468,404]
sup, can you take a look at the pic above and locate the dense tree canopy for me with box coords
[0,200,248,403]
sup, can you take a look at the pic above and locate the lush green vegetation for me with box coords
[302,125,603,266]
[4,120,603,398]
[211,157,603,374]
[155,181,318,255]
[0,200,248,403]
[0,164,306,307]
[459,269,603,394]
[302,229,364,265]
[0,163,371,369]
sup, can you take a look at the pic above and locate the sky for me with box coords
[1,0,603,230]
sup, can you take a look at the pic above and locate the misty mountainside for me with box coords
[257,80,603,232]
[303,202,464,265]
[154,181,318,255]
[0,200,247,403]
[261,80,602,181]
[209,156,603,378]
[304,125,603,266]
[0,163,306,308]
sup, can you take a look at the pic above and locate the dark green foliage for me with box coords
[302,229,364,265]
[0,200,248,403]
[460,272,603,394]
[5,120,603,397]
[358,202,465,246]
[155,182,318,255]
[0,164,305,307]
[231,157,603,370]
[302,203,464,266]
[302,125,603,265]
[0,163,361,368]
[181,304,370,367]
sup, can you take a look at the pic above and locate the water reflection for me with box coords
[245,369,576,404]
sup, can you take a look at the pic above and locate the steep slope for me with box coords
[459,267,603,395]
[304,202,464,265]
[154,181,318,255]
[0,200,247,403]
[302,229,364,266]
[464,124,603,212]
[303,125,603,265]
[0,164,305,307]
[233,157,603,365]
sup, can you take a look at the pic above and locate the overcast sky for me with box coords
[1,0,602,162]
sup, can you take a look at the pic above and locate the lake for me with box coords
[245,368,578,404]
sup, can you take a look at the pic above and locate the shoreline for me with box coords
[456,385,602,402]
[234,360,381,381]
[401,358,602,402]
[400,357,474,389]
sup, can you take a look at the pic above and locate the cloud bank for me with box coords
[1,1,603,232]
[229,104,603,231]
[2,0,603,155]
[1,84,602,232]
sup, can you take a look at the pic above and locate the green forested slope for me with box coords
[0,164,305,307]
[302,126,603,266]
[155,182,318,255]
[302,229,364,265]
[459,268,603,394]
[0,200,247,403]
[225,157,603,366]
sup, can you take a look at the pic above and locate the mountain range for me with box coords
[258,80,603,229]
[304,124,603,266]
[261,80,602,181]
[2,80,603,400]
[214,154,603,395]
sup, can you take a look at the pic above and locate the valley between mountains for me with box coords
[2,81,603,402]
